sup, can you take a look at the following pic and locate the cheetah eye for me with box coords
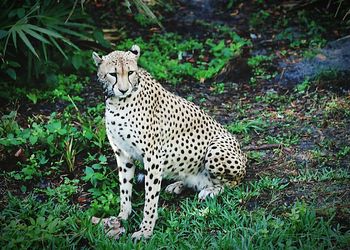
[128,71,134,76]
[110,72,117,78]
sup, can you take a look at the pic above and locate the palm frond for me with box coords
[17,29,39,58]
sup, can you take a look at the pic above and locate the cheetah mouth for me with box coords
[103,85,138,100]
[114,86,138,99]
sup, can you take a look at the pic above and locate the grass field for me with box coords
[1,1,350,249]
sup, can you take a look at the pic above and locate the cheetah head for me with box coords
[92,45,140,99]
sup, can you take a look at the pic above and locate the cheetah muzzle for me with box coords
[91,45,247,240]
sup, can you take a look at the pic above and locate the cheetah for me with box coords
[91,45,247,240]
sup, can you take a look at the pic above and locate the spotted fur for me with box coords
[92,45,247,240]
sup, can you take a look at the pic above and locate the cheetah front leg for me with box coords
[131,156,162,240]
[115,151,135,220]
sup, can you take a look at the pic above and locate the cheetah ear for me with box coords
[92,51,102,66]
[129,44,140,59]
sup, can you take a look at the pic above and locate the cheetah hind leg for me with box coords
[165,181,184,194]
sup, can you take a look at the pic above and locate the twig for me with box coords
[334,0,343,18]
[336,34,350,42]
[243,144,281,151]
[65,0,79,23]
[278,68,286,85]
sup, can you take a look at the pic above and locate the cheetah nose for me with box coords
[118,88,128,94]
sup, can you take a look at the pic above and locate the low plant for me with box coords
[116,30,250,84]
[293,167,350,182]
[266,133,300,147]
[211,82,225,94]
[275,10,326,49]
[227,118,267,134]
[9,151,48,181]
[324,96,350,118]
[42,177,79,203]
[248,54,276,84]
[83,154,120,215]
[295,78,311,94]
[249,10,270,28]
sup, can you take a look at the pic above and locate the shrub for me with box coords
[0,0,109,86]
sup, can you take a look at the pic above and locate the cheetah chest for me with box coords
[105,110,143,161]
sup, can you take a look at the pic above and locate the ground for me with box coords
[0,0,349,249]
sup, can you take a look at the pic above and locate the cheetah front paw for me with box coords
[131,229,152,241]
[165,181,184,194]
[198,186,223,201]
[91,216,125,240]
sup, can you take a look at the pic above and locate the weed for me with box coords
[255,90,290,105]
[337,146,350,158]
[211,82,225,94]
[63,137,78,172]
[275,10,326,49]
[9,152,48,180]
[227,118,267,134]
[248,54,276,84]
[82,155,120,214]
[0,111,20,138]
[0,74,87,103]
[266,132,300,147]
[324,97,350,118]
[249,10,270,28]
[295,78,311,94]
[186,95,195,102]
[134,13,156,27]
[42,177,79,203]
[293,167,350,182]
[248,151,266,162]
[116,31,250,84]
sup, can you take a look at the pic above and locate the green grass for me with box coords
[293,167,350,182]
[1,178,348,249]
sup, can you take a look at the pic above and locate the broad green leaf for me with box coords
[84,166,94,177]
[83,128,93,139]
[98,155,107,163]
[93,30,110,48]
[17,8,25,18]
[92,163,101,170]
[5,68,16,80]
[57,128,67,135]
[20,185,27,193]
[0,30,7,39]
[17,29,39,58]
[8,60,21,67]
[29,135,38,145]
[72,54,82,69]
[47,121,61,132]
